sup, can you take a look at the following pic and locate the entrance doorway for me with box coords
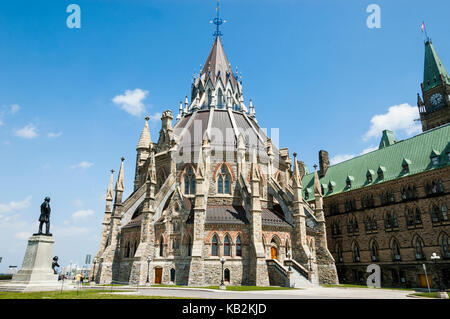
[154,267,162,284]
[419,274,431,288]
[271,247,278,260]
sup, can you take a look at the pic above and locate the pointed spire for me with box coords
[249,99,255,117]
[115,157,125,192]
[196,145,205,179]
[423,39,450,91]
[148,150,156,184]
[201,36,238,89]
[313,164,322,197]
[176,101,183,121]
[292,152,302,188]
[250,149,259,181]
[106,169,115,201]
[136,117,151,150]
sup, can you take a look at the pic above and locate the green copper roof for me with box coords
[423,40,450,91]
[302,124,450,199]
[379,130,397,149]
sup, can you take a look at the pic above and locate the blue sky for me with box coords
[0,0,449,273]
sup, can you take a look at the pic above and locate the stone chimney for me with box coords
[161,110,173,130]
[297,160,306,179]
[319,150,330,178]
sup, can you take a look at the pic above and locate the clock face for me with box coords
[430,93,444,106]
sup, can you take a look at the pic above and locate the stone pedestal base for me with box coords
[0,235,59,292]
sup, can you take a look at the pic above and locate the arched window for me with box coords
[392,212,399,227]
[133,240,138,256]
[336,243,343,263]
[156,169,166,192]
[224,268,230,282]
[224,235,231,256]
[391,239,401,261]
[236,235,242,257]
[218,89,223,108]
[125,241,131,258]
[309,239,314,254]
[352,242,360,262]
[442,204,448,221]
[207,89,212,107]
[385,213,392,229]
[441,234,450,259]
[370,240,379,261]
[159,236,164,257]
[431,205,440,223]
[211,235,219,256]
[414,237,424,260]
[184,167,196,195]
[438,180,444,193]
[187,236,192,256]
[415,208,422,224]
[217,164,231,194]
[170,268,176,282]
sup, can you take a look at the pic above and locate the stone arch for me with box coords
[212,161,236,181]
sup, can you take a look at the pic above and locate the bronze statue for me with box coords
[52,256,60,275]
[38,196,52,235]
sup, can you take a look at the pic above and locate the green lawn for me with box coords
[151,284,297,291]
[321,284,414,291]
[411,292,450,299]
[0,289,191,299]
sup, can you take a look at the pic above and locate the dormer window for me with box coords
[431,156,439,166]
[366,170,374,183]
[346,176,354,189]
[377,166,385,180]
[430,149,440,166]
[402,159,411,174]
[328,181,335,193]
[304,189,309,199]
[447,151,450,161]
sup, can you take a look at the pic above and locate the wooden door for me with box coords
[419,274,431,288]
[154,268,162,284]
[271,247,278,260]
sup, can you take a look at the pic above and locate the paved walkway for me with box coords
[99,286,417,299]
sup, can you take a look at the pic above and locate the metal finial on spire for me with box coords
[210,0,227,38]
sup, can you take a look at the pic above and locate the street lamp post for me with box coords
[146,256,152,284]
[220,257,226,290]
[91,258,97,282]
[430,253,443,291]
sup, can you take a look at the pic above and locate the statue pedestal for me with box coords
[0,235,60,292]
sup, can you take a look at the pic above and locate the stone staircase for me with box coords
[266,258,316,288]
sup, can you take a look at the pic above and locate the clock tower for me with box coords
[417,38,450,131]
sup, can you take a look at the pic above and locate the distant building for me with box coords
[8,266,18,275]
[302,38,450,289]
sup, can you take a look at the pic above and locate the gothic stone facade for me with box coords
[91,36,338,287]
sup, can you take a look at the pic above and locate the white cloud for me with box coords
[48,132,62,138]
[330,145,378,165]
[53,225,89,237]
[149,112,161,123]
[72,209,94,219]
[361,145,378,155]
[330,154,355,165]
[112,88,148,116]
[0,196,32,214]
[15,124,38,139]
[10,104,20,114]
[0,119,3,126]
[15,231,31,240]
[71,161,94,169]
[363,103,421,141]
